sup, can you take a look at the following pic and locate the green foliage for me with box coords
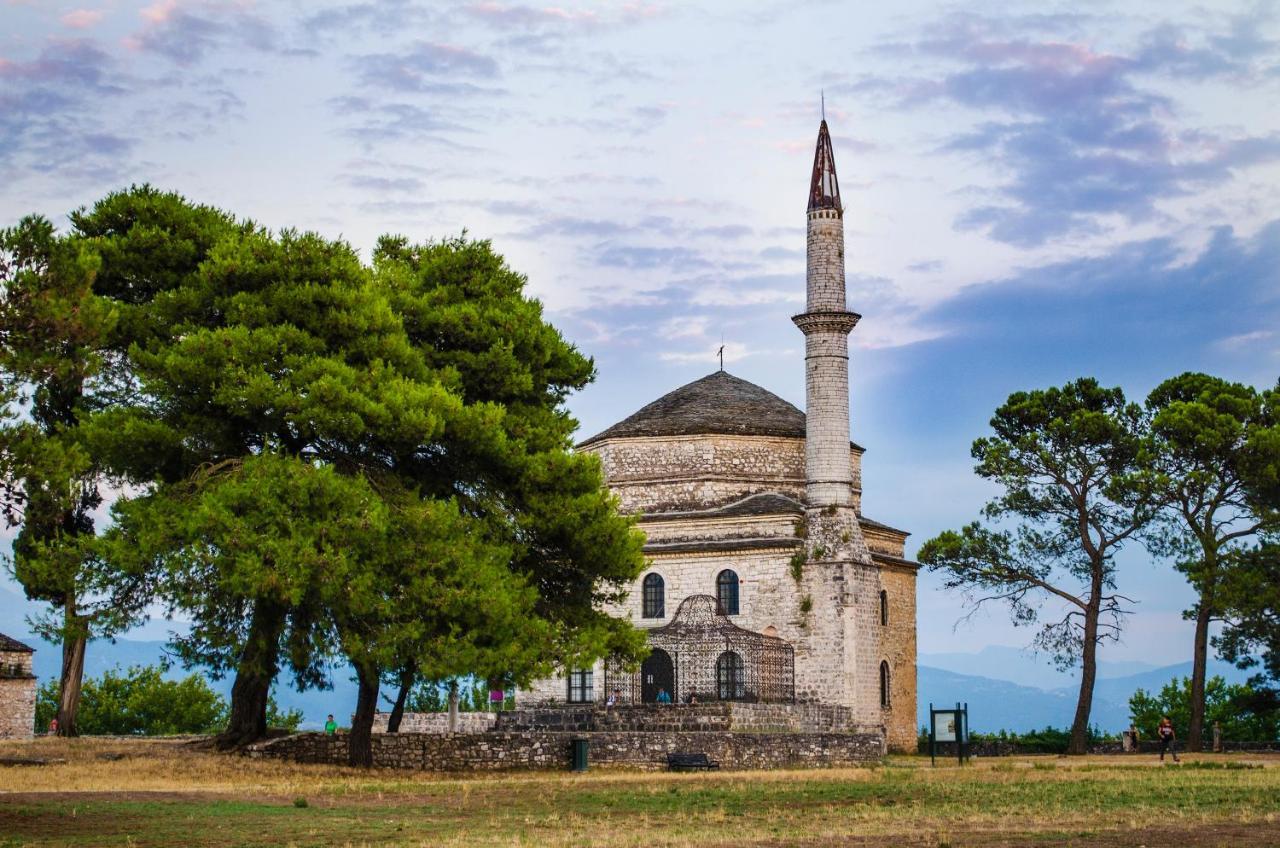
[1142,374,1280,740]
[1128,676,1280,742]
[788,552,806,583]
[401,678,512,712]
[919,379,1157,752]
[38,187,646,750]
[35,666,228,735]
[1,214,148,734]
[266,692,303,732]
[1217,542,1280,684]
[915,725,1116,754]
[799,595,813,615]
[1214,384,1280,688]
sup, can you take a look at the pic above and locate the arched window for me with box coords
[716,569,740,615]
[642,573,664,618]
[879,590,888,626]
[716,651,745,701]
[879,661,891,708]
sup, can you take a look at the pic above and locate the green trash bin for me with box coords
[572,736,589,772]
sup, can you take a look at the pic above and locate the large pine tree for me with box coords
[68,187,645,750]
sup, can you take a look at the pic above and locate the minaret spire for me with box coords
[807,116,842,214]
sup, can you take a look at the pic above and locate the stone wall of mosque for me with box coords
[530,428,916,753]
[582,434,862,514]
[880,565,918,753]
[522,537,919,752]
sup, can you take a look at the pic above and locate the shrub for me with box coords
[1128,676,1280,742]
[35,665,227,735]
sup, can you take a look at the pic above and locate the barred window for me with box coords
[567,669,594,703]
[716,569,740,615]
[642,573,665,618]
[880,661,891,708]
[716,651,745,701]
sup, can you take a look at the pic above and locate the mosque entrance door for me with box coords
[640,648,674,703]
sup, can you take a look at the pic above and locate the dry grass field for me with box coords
[2,737,1279,847]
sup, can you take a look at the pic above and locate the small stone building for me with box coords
[0,632,37,740]
[525,118,919,753]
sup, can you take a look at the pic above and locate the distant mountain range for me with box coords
[919,659,1253,733]
[1,583,1253,733]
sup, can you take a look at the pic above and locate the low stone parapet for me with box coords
[371,712,496,734]
[246,729,884,771]
[498,702,863,734]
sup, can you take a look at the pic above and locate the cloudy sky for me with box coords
[3,0,1279,670]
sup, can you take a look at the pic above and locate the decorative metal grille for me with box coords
[603,594,794,704]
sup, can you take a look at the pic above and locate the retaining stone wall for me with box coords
[247,729,884,771]
[371,712,496,734]
[496,703,865,734]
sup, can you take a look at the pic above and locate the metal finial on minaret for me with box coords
[717,344,724,372]
[821,89,825,121]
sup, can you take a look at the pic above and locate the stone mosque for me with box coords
[525,118,919,753]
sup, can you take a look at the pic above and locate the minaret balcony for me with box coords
[791,310,861,335]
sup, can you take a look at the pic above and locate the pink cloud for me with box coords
[140,0,178,24]
[61,9,104,29]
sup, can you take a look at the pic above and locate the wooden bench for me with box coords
[667,752,720,772]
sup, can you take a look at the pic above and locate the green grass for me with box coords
[2,740,1279,846]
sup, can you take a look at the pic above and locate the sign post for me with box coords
[929,702,970,766]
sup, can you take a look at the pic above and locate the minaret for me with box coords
[792,119,869,558]
[791,118,881,726]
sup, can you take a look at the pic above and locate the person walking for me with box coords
[655,688,672,704]
[1157,716,1180,763]
[325,714,337,735]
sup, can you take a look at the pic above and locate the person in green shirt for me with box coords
[325,714,337,735]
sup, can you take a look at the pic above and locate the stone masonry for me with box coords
[0,633,37,741]
[371,711,496,734]
[524,118,919,753]
[248,728,884,772]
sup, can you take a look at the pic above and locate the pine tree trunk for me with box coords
[349,662,380,768]
[217,600,286,749]
[56,600,87,737]
[1188,599,1213,751]
[1067,590,1101,755]
[386,665,415,733]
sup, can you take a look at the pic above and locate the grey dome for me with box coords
[579,371,807,447]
